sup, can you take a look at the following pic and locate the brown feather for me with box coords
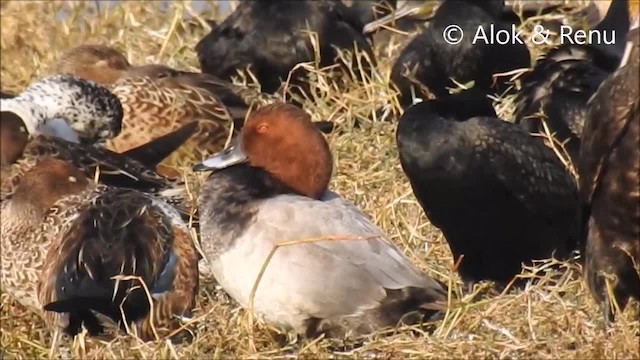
[578,27,640,323]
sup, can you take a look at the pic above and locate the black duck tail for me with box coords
[42,194,177,336]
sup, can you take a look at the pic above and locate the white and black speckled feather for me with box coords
[0,75,122,143]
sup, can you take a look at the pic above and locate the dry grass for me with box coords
[1,1,639,359]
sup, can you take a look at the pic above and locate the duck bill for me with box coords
[363,1,432,34]
[192,136,248,172]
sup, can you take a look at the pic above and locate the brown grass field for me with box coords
[1,1,638,358]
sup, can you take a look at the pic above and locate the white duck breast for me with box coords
[203,191,441,333]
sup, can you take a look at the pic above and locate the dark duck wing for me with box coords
[578,23,640,324]
[396,90,578,286]
[38,188,199,342]
[514,0,632,164]
[195,0,374,96]
[1,123,197,211]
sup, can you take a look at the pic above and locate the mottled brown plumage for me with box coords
[53,44,249,177]
[2,157,199,342]
[1,158,92,312]
[578,24,640,324]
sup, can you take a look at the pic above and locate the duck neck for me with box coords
[198,164,291,257]
[2,195,50,239]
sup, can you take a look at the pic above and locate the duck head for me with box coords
[54,44,131,85]
[1,111,29,166]
[193,102,333,199]
[0,75,123,145]
[8,157,91,221]
[123,64,183,79]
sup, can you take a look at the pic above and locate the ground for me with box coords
[1,1,638,359]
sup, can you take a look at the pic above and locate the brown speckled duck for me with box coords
[0,75,196,206]
[52,44,252,177]
[1,75,199,342]
[2,156,199,342]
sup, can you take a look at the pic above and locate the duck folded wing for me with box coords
[231,192,445,321]
[38,188,198,340]
[468,117,578,217]
[578,62,639,206]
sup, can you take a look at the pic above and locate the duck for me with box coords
[53,45,336,135]
[389,0,531,107]
[1,74,123,144]
[0,75,196,210]
[396,89,579,289]
[192,102,446,339]
[1,156,199,342]
[514,0,634,164]
[347,0,397,26]
[578,18,639,325]
[194,0,375,100]
[52,44,250,177]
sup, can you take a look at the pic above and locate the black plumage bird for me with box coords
[390,0,531,107]
[578,20,639,325]
[514,0,632,164]
[347,0,398,25]
[195,0,375,98]
[396,90,579,288]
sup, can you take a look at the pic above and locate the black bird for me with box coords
[514,0,632,164]
[195,0,375,99]
[578,20,639,325]
[347,0,398,25]
[396,89,579,288]
[390,0,531,107]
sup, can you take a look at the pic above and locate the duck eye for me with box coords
[257,123,269,134]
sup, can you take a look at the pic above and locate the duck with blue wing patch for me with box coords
[0,156,198,342]
[38,182,199,342]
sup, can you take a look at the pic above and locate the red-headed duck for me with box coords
[578,19,639,325]
[1,156,199,342]
[193,102,446,338]
[396,89,579,290]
